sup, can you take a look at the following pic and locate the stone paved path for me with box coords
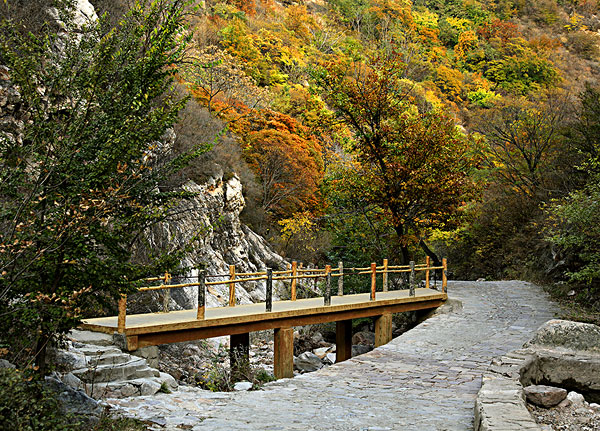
[104,281,558,430]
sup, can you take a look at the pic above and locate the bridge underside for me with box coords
[81,288,446,378]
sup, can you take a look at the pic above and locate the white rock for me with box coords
[234,381,253,391]
[567,391,585,407]
[159,372,179,392]
[139,378,162,396]
[313,347,330,359]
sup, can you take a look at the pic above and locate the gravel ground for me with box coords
[528,396,600,431]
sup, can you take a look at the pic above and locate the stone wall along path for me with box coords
[105,281,558,430]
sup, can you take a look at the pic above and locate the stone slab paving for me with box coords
[103,281,558,430]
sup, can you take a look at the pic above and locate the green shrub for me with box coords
[546,178,600,292]
[0,368,78,431]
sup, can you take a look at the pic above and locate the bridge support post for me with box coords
[274,327,294,379]
[336,320,352,363]
[374,313,393,347]
[230,332,250,382]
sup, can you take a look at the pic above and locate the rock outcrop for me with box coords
[51,330,178,399]
[135,174,293,312]
[524,319,600,354]
[475,319,600,430]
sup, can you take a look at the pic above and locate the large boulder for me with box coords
[524,319,600,354]
[519,320,600,403]
[519,351,600,403]
[44,374,103,425]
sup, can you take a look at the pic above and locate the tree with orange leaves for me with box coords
[314,50,478,264]
[238,110,324,218]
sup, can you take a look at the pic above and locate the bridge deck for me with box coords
[81,288,446,350]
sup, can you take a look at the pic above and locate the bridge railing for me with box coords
[116,257,447,333]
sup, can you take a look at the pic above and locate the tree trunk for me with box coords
[419,239,440,266]
[419,239,443,281]
[35,331,49,376]
[392,223,410,265]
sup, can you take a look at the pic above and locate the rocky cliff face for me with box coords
[138,167,291,310]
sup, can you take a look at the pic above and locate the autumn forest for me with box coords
[131,0,600,316]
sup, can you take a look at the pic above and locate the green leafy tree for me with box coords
[547,178,600,292]
[545,85,600,305]
[0,0,202,373]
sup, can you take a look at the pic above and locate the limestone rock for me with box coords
[0,359,15,369]
[61,372,84,391]
[294,352,323,372]
[567,391,586,407]
[519,351,600,401]
[159,372,179,392]
[233,381,253,391]
[69,329,113,347]
[313,346,331,359]
[131,346,159,369]
[524,385,567,407]
[44,375,103,425]
[132,176,306,313]
[525,319,600,354]
[52,337,178,399]
[53,349,88,371]
[48,0,98,29]
[139,378,162,396]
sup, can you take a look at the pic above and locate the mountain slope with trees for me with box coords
[153,0,600,316]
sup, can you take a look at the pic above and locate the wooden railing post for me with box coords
[162,271,171,313]
[337,261,343,296]
[383,258,388,292]
[228,265,236,307]
[118,294,127,334]
[370,262,376,301]
[266,268,273,312]
[324,264,331,306]
[291,261,297,301]
[442,258,448,293]
[425,256,430,289]
[409,261,415,297]
[197,269,205,320]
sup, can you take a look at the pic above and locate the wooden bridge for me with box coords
[81,258,448,379]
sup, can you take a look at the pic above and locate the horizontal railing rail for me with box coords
[116,257,448,333]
